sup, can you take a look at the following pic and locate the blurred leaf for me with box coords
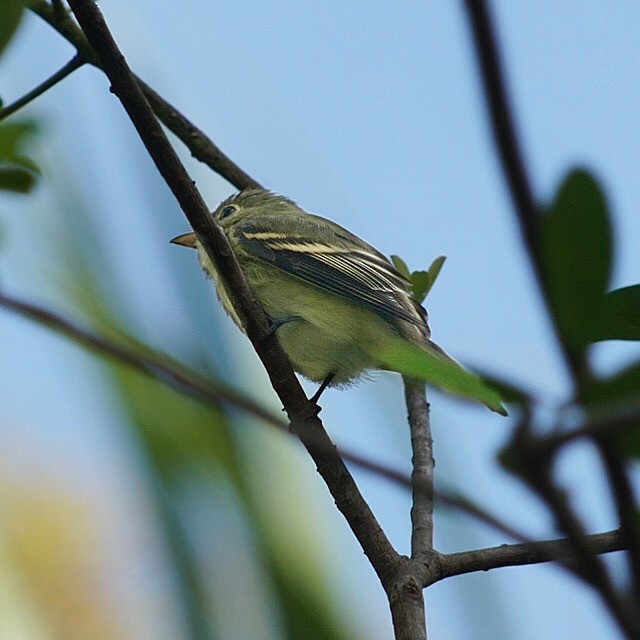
[580,361,640,408]
[0,120,40,194]
[578,362,640,457]
[375,339,507,415]
[477,373,532,409]
[270,560,351,640]
[0,0,24,58]
[0,166,36,192]
[596,285,640,341]
[540,169,612,355]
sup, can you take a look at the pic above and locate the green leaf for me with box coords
[410,270,430,303]
[412,255,447,303]
[596,285,640,341]
[0,0,24,58]
[390,254,410,279]
[391,254,447,303]
[0,120,40,193]
[540,169,612,355]
[0,121,36,145]
[375,339,507,415]
[427,255,446,288]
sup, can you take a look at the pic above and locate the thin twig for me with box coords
[534,400,640,456]
[0,54,85,123]
[403,377,434,558]
[65,0,401,596]
[140,80,262,191]
[28,0,260,191]
[438,528,625,580]
[0,289,422,511]
[463,0,584,384]
[436,489,532,543]
[0,289,282,425]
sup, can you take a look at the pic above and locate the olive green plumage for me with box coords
[174,189,454,388]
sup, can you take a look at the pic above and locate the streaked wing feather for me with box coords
[233,219,423,327]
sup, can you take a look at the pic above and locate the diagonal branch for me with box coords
[0,289,285,426]
[64,0,401,596]
[0,288,431,497]
[0,54,85,123]
[533,400,640,455]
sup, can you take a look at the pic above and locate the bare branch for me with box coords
[436,490,529,544]
[0,289,428,522]
[0,54,85,123]
[64,0,401,596]
[403,377,434,559]
[140,80,262,191]
[0,289,284,425]
[439,529,625,579]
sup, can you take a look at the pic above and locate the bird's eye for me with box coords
[219,205,237,219]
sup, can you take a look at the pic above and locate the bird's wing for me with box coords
[231,214,427,328]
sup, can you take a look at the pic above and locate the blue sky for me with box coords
[1,2,639,639]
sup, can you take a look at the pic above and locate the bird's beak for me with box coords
[170,232,197,248]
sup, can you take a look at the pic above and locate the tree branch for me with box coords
[22,5,637,638]
[64,0,401,598]
[140,80,262,191]
[0,288,426,539]
[0,54,85,123]
[28,0,260,191]
[438,528,625,579]
[0,289,284,426]
[403,377,434,559]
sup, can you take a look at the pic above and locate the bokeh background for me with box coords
[1,2,639,638]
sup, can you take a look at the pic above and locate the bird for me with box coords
[172,189,504,413]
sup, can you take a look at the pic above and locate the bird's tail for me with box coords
[374,336,507,416]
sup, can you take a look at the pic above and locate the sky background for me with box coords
[1,2,639,639]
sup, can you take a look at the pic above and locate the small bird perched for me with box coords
[172,189,504,412]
